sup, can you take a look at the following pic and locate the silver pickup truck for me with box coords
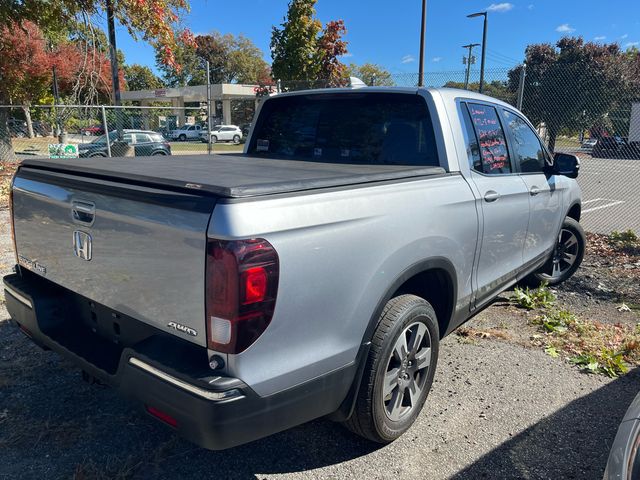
[3,87,584,450]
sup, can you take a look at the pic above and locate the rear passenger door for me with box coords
[133,133,153,156]
[501,109,563,266]
[460,102,530,306]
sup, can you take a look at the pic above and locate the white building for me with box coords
[121,83,261,126]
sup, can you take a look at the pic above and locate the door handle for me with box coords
[530,186,541,196]
[483,190,500,202]
[71,201,95,226]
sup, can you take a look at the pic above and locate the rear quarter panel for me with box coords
[209,175,478,396]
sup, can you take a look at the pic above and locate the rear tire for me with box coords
[178,134,186,142]
[211,135,218,144]
[344,294,439,443]
[233,135,241,144]
[523,217,585,287]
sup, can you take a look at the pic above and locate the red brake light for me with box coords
[206,238,279,354]
[242,267,268,305]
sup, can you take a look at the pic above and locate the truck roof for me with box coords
[19,155,445,198]
[268,86,517,110]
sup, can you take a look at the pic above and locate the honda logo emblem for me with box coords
[73,231,92,261]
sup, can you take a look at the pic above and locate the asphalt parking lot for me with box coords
[578,156,640,234]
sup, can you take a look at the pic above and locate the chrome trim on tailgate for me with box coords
[4,285,33,309]
[128,357,242,401]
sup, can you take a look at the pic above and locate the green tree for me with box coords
[155,37,205,87]
[346,63,395,86]
[271,0,348,86]
[157,32,270,87]
[271,0,323,82]
[507,37,631,151]
[124,64,163,91]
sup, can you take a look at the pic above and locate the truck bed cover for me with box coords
[20,154,445,198]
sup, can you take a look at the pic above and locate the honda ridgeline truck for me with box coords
[3,87,584,449]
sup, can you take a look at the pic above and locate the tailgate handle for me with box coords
[72,201,95,225]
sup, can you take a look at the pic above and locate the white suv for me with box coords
[200,125,243,144]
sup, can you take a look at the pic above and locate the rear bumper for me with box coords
[3,270,355,450]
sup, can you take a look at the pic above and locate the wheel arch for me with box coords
[567,202,581,222]
[330,257,457,422]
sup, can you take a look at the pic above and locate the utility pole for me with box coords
[418,0,427,87]
[516,62,527,111]
[467,11,488,93]
[106,0,123,141]
[462,43,480,90]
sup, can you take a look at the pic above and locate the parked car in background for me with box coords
[169,124,203,141]
[78,130,171,157]
[4,87,583,451]
[81,125,105,136]
[200,125,242,144]
[605,390,640,480]
[581,137,597,152]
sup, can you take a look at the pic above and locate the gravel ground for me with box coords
[0,206,639,479]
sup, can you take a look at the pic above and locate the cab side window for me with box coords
[466,103,512,174]
[502,110,546,173]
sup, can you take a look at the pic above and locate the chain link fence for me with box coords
[2,66,639,234]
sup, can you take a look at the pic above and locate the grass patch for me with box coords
[531,309,640,378]
[512,283,556,310]
[609,229,640,255]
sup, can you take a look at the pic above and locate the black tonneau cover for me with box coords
[20,154,445,198]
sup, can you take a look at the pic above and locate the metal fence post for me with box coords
[517,62,527,111]
[101,105,112,158]
[206,61,212,155]
[277,79,282,94]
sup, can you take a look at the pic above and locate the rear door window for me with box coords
[466,103,512,174]
[249,92,439,166]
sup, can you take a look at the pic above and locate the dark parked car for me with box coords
[78,130,171,157]
[592,136,628,158]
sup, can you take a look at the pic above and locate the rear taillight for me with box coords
[205,238,279,354]
[8,172,18,263]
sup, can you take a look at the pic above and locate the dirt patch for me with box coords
[460,232,640,375]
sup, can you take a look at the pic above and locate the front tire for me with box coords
[344,294,439,443]
[178,134,186,142]
[233,135,241,144]
[524,217,585,286]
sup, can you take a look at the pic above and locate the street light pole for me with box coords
[206,61,212,155]
[418,0,427,87]
[462,43,480,90]
[467,11,488,94]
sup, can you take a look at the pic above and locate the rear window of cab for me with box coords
[248,92,439,167]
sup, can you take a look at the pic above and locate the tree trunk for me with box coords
[22,105,35,139]
[0,105,17,162]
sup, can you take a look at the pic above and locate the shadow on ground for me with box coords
[451,367,640,480]
[1,317,639,479]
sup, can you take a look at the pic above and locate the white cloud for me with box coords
[594,35,606,41]
[621,33,629,39]
[487,2,514,12]
[432,57,442,63]
[625,42,639,48]
[555,23,575,33]
[527,4,534,9]
[401,54,415,64]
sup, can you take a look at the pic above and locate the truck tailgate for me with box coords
[11,167,216,346]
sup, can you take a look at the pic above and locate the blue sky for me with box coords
[113,0,640,75]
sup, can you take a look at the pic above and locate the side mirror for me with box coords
[550,152,580,179]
